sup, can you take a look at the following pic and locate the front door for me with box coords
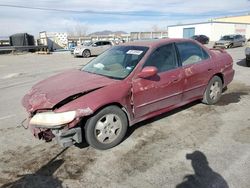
[132,43,185,118]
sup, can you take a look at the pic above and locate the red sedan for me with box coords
[22,39,234,150]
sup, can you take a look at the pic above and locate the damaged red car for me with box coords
[22,39,234,150]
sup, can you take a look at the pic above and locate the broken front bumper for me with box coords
[52,127,82,147]
[31,125,83,148]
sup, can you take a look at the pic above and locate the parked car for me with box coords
[213,34,246,49]
[73,41,112,57]
[191,35,209,44]
[245,39,250,67]
[22,39,234,150]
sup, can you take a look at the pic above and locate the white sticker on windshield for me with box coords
[93,63,104,69]
[126,50,143,55]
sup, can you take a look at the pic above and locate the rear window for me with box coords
[176,42,209,66]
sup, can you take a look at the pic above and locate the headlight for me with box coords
[30,111,76,127]
[245,47,250,55]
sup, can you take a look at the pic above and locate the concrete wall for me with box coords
[130,32,168,40]
[168,23,212,39]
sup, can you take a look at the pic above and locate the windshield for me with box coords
[82,46,148,79]
[221,35,234,41]
[82,41,92,46]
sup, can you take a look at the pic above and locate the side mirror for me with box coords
[92,43,97,47]
[138,66,158,78]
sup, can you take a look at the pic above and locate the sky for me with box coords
[0,0,249,37]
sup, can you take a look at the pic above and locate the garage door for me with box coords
[183,27,195,38]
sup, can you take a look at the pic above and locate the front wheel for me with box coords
[246,58,250,67]
[82,50,91,58]
[84,106,128,150]
[202,76,223,105]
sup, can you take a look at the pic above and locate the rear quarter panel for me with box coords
[209,49,234,86]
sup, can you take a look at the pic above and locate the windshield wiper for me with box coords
[82,70,122,80]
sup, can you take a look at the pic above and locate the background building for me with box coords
[130,31,168,41]
[168,14,250,41]
[39,31,68,51]
[212,14,250,24]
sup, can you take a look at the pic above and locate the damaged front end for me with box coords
[25,108,93,147]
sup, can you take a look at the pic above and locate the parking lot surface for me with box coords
[0,47,249,188]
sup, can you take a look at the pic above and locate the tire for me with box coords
[82,50,91,58]
[227,44,233,49]
[84,106,128,150]
[202,76,223,105]
[246,59,250,67]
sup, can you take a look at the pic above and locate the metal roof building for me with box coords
[168,14,250,41]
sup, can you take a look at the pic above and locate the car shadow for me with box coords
[216,91,249,106]
[125,85,248,139]
[125,100,200,139]
[1,148,68,188]
[236,58,249,67]
[176,150,229,188]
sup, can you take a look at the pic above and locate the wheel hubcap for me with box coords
[94,114,122,144]
[209,81,221,100]
[83,51,90,57]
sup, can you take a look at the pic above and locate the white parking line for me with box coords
[0,114,16,120]
[2,73,22,79]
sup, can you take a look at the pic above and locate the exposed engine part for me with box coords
[38,129,55,142]
[52,127,82,148]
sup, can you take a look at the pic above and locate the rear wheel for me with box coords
[84,106,128,150]
[227,44,232,48]
[82,50,91,58]
[246,59,250,67]
[202,76,223,105]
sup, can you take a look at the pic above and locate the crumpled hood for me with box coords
[22,69,116,113]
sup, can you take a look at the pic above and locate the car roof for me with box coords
[223,34,238,37]
[121,38,194,48]
[93,40,111,43]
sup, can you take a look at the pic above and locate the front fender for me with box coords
[54,82,133,125]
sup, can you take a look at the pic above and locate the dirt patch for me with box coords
[114,104,222,182]
[56,148,97,180]
[233,126,250,144]
[1,159,64,188]
[0,127,16,133]
[0,143,97,187]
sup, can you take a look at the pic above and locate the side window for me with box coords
[236,35,241,39]
[95,42,102,46]
[176,42,207,66]
[103,41,111,45]
[144,43,178,73]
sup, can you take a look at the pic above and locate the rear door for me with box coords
[175,41,214,102]
[101,41,112,53]
[235,35,243,46]
[91,41,103,55]
[132,43,185,118]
